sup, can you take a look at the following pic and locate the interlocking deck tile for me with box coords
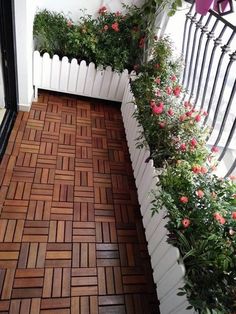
[0,92,159,313]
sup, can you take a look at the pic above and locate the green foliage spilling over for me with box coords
[131,37,236,313]
[33,6,148,72]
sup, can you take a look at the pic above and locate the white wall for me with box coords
[35,0,144,21]
[14,0,36,111]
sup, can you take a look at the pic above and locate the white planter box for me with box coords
[121,84,195,314]
[33,51,130,102]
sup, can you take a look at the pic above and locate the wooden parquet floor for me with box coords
[0,92,159,314]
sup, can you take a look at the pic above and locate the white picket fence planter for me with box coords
[33,51,130,102]
[121,84,195,314]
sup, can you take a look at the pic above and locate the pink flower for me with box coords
[229,175,236,180]
[155,77,161,85]
[173,86,181,97]
[103,24,109,31]
[190,138,198,147]
[115,11,121,16]
[202,110,208,116]
[186,111,192,117]
[167,108,174,116]
[201,166,208,174]
[213,213,226,224]
[154,64,160,69]
[232,212,236,220]
[182,218,191,228]
[99,6,107,14]
[152,103,164,115]
[170,75,177,82]
[111,22,119,32]
[180,143,186,151]
[211,146,219,153]
[195,114,201,122]
[179,114,186,122]
[192,165,201,174]
[150,100,155,107]
[166,87,172,95]
[196,189,204,198]
[159,122,166,128]
[180,196,189,203]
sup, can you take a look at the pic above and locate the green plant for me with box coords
[130,37,236,313]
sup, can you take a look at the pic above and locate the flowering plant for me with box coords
[33,6,148,72]
[131,37,236,313]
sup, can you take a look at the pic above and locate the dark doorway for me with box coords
[0,0,18,160]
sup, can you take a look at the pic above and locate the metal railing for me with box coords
[182,3,236,177]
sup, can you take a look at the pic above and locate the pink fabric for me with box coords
[195,0,230,15]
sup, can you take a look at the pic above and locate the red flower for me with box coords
[166,87,172,95]
[173,86,181,97]
[180,143,186,151]
[201,166,208,174]
[213,213,226,224]
[167,108,174,116]
[170,75,177,82]
[196,189,204,198]
[159,122,166,128]
[211,146,219,153]
[232,212,236,220]
[182,218,191,228]
[99,6,107,14]
[190,138,197,147]
[195,114,201,122]
[180,196,189,203]
[115,11,121,16]
[192,165,201,174]
[202,110,208,116]
[103,24,109,31]
[154,64,160,69]
[152,103,164,115]
[150,100,155,107]
[186,111,192,117]
[139,37,145,48]
[155,77,161,85]
[111,22,119,32]
[179,114,186,122]
[184,101,192,109]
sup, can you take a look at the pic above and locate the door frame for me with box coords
[0,0,18,160]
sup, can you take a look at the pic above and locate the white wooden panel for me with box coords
[50,54,60,90]
[153,247,180,282]
[151,235,169,269]
[108,71,120,100]
[68,58,79,93]
[84,62,96,95]
[92,68,104,98]
[160,288,187,314]
[33,51,42,87]
[100,66,112,99]
[41,53,51,88]
[116,69,129,100]
[157,263,186,300]
[59,56,70,91]
[76,60,87,94]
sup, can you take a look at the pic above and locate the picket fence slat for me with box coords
[42,53,51,88]
[68,58,79,92]
[51,54,60,90]
[33,52,129,101]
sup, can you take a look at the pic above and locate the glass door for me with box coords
[0,0,18,160]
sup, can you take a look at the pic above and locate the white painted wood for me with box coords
[76,60,87,94]
[33,51,42,88]
[68,58,79,93]
[100,66,113,99]
[92,68,104,98]
[50,54,60,90]
[84,62,96,95]
[41,53,51,88]
[116,69,129,100]
[59,56,70,91]
[108,71,120,100]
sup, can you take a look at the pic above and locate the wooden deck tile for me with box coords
[0,92,159,313]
